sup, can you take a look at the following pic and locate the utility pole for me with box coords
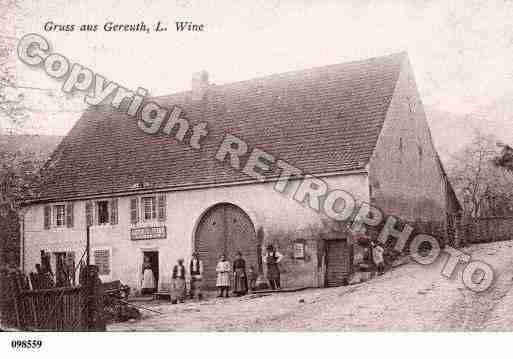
[85,224,92,330]
[86,225,90,267]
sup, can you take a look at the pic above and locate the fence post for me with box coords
[84,265,105,331]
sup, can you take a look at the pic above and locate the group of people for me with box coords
[215,252,252,298]
[140,244,285,301]
[141,253,204,301]
[215,245,284,297]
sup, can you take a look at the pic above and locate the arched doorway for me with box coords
[194,203,258,289]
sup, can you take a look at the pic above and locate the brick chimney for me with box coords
[191,70,209,100]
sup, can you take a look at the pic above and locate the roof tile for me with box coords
[34,52,405,201]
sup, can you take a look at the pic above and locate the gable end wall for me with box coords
[369,57,447,223]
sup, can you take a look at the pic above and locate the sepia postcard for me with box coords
[1,0,513,356]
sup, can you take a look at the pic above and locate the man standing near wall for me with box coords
[372,240,385,276]
[172,259,187,303]
[263,245,284,290]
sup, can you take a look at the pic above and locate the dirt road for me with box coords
[109,241,513,331]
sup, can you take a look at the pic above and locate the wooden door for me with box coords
[194,204,227,289]
[325,239,353,287]
[224,204,259,281]
[195,203,257,289]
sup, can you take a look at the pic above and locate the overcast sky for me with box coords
[9,0,513,147]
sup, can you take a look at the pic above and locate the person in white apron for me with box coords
[141,256,156,295]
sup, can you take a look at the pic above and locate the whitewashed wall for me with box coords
[23,173,369,291]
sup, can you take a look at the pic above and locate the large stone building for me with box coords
[20,52,460,292]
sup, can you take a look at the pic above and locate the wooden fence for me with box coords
[2,286,87,330]
[1,267,104,331]
[461,217,513,244]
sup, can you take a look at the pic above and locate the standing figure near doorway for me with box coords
[263,245,284,290]
[233,252,248,296]
[189,252,204,301]
[216,254,231,298]
[172,259,187,303]
[372,240,385,276]
[141,255,156,295]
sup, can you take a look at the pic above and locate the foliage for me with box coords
[447,131,513,218]
[0,134,61,266]
[494,144,513,172]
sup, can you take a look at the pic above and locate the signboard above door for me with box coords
[130,226,166,241]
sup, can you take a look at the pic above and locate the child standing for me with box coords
[216,254,231,298]
[248,265,258,292]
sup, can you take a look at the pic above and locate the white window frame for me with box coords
[53,204,66,227]
[141,196,157,221]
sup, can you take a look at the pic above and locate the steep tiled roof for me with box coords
[33,52,406,202]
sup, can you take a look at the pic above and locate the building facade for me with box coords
[23,174,369,290]
[21,52,460,292]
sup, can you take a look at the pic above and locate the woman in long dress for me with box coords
[216,254,231,298]
[172,258,187,303]
[233,251,248,296]
[141,256,156,295]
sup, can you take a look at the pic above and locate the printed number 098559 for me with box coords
[11,340,42,349]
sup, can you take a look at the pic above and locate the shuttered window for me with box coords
[66,203,74,228]
[85,201,93,226]
[130,198,139,224]
[44,205,51,229]
[93,249,110,275]
[157,195,166,221]
[110,199,118,225]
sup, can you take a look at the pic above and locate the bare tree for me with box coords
[494,143,513,172]
[448,131,513,218]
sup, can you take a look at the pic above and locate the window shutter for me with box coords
[130,198,139,224]
[110,199,118,225]
[44,205,51,229]
[85,201,93,227]
[157,195,166,221]
[66,202,74,228]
